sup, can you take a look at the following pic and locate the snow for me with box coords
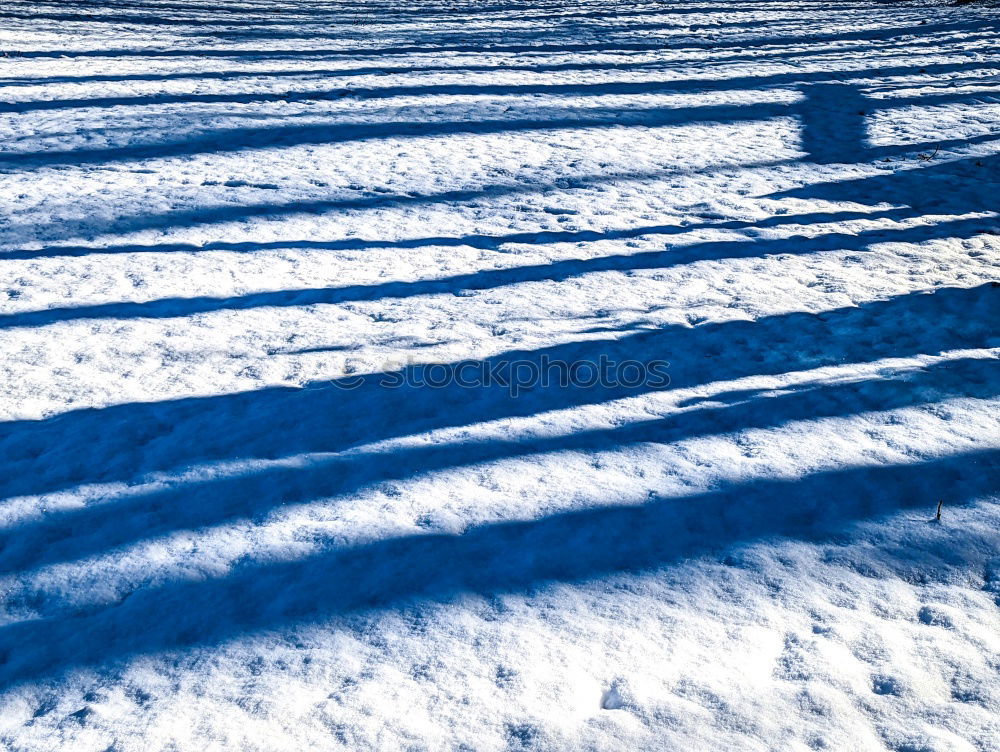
[0,0,998,749]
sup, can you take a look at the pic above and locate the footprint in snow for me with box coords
[917,605,954,628]
[871,675,904,696]
[601,678,630,710]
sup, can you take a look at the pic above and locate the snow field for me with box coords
[0,0,998,749]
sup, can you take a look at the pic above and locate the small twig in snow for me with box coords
[918,146,941,162]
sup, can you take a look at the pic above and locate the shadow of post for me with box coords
[799,82,872,164]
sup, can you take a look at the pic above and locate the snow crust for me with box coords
[0,0,998,749]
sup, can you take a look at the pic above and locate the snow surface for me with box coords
[0,0,998,749]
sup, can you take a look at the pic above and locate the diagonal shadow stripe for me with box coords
[4,18,993,60]
[1,284,995,501]
[0,101,795,168]
[0,207,911,261]
[1,355,994,578]
[1,214,992,331]
[0,448,994,690]
[1,61,994,113]
[1,162,780,243]
[4,36,993,89]
[7,132,994,246]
